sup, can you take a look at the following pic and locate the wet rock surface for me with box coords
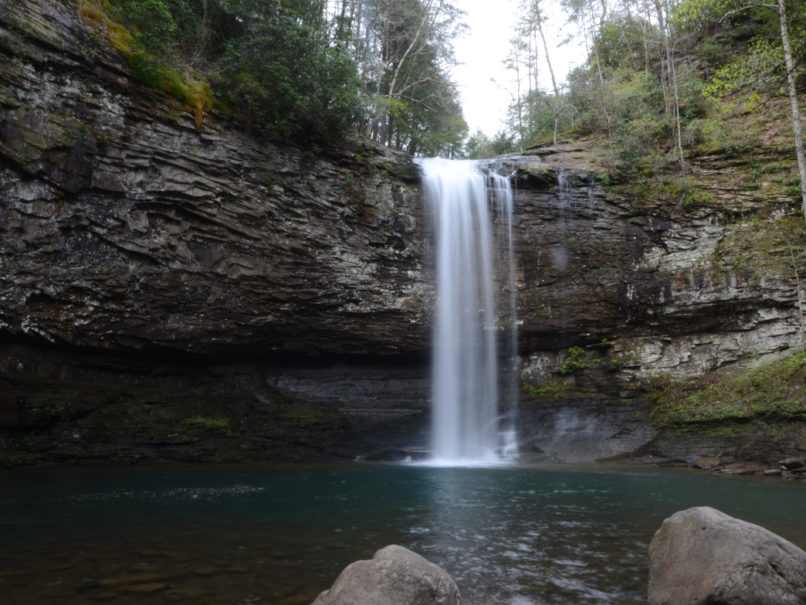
[0,343,429,466]
[508,151,803,380]
[624,421,806,477]
[516,396,658,463]
[311,545,462,605]
[649,506,806,604]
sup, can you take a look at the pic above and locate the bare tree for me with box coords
[532,0,562,144]
[654,0,685,168]
[776,0,806,223]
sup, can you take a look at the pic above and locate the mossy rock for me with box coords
[517,162,558,188]
[651,350,806,427]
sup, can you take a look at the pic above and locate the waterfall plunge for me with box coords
[420,158,518,465]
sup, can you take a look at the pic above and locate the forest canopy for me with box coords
[81,0,806,184]
[497,0,806,174]
[79,0,468,156]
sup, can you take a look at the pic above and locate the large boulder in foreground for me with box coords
[311,545,461,605]
[649,506,806,604]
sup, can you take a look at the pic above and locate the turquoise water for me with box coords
[1,464,804,604]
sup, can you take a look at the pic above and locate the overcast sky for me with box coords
[451,0,586,136]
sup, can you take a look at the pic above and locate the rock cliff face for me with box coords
[1,0,804,465]
[1,0,427,359]
[509,147,803,384]
[1,0,436,464]
[509,145,803,462]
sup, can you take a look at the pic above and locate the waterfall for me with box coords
[419,158,518,465]
[490,167,519,461]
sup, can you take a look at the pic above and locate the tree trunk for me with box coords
[584,0,611,137]
[336,0,349,43]
[777,0,806,222]
[387,0,435,102]
[653,0,671,116]
[639,0,651,75]
[352,0,363,62]
[535,1,561,144]
[512,47,525,140]
[655,0,685,169]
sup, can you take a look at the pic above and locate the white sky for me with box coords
[451,0,587,136]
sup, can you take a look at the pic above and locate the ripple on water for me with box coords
[2,465,805,605]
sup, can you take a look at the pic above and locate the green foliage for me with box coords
[78,0,213,127]
[113,0,179,56]
[506,0,805,180]
[523,381,555,398]
[76,0,466,147]
[596,14,651,72]
[521,379,578,400]
[559,346,603,374]
[464,130,516,159]
[671,0,730,27]
[606,70,667,167]
[652,351,806,426]
[672,0,806,138]
[688,101,759,155]
[181,416,231,432]
[361,0,467,156]
[217,11,362,140]
[703,38,784,101]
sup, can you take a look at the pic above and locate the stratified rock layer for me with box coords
[649,506,806,605]
[0,0,427,358]
[2,1,803,370]
[508,151,803,380]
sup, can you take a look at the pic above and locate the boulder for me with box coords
[311,545,461,605]
[780,457,805,470]
[691,455,721,470]
[649,506,806,605]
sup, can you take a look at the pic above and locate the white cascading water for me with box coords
[419,158,518,465]
[490,166,519,461]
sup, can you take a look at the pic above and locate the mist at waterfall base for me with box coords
[419,158,519,465]
[3,465,806,605]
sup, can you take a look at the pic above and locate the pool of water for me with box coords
[1,463,804,604]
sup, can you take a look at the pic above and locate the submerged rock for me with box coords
[311,545,461,605]
[648,506,806,605]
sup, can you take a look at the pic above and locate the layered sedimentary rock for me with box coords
[3,1,802,371]
[509,148,803,382]
[0,0,427,359]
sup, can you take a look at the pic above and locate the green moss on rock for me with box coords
[652,350,806,426]
[716,215,806,279]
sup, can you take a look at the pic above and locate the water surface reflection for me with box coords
[1,464,804,604]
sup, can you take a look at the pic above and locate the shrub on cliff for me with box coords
[76,0,466,153]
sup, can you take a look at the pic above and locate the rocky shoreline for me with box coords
[313,507,806,605]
